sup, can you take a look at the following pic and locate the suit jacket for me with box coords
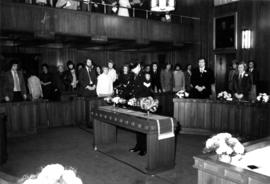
[64,70,78,91]
[191,67,215,99]
[78,67,97,97]
[160,69,173,92]
[232,72,252,99]
[3,70,26,100]
[150,70,161,91]
[129,71,147,98]
[248,69,259,85]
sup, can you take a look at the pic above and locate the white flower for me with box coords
[37,164,64,184]
[112,97,120,104]
[176,90,189,98]
[263,95,269,102]
[227,98,233,101]
[234,143,245,154]
[227,137,239,146]
[216,133,232,140]
[205,138,215,149]
[62,170,83,184]
[216,143,233,155]
[23,179,37,184]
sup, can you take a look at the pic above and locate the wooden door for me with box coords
[214,53,236,93]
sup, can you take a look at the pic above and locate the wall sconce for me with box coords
[242,29,252,49]
[151,0,175,12]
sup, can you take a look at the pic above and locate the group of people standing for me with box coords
[24,0,149,18]
[0,57,193,103]
[23,0,170,20]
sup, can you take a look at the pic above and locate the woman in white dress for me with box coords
[118,0,131,17]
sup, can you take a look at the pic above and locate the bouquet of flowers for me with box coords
[139,96,159,113]
[127,98,139,106]
[104,96,126,105]
[256,93,269,103]
[203,133,245,162]
[127,97,159,113]
[176,90,189,99]
[217,91,233,101]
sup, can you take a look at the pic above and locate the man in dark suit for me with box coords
[248,60,259,101]
[128,63,149,156]
[191,58,215,99]
[78,58,97,97]
[3,60,27,102]
[232,62,252,101]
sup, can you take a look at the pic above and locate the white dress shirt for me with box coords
[108,68,117,82]
[96,73,113,97]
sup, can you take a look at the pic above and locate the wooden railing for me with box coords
[0,93,173,137]
[22,0,200,23]
[173,98,270,139]
[0,2,199,44]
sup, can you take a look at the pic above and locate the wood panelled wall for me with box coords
[0,0,212,72]
[177,0,270,91]
[213,0,270,91]
[175,0,214,67]
[1,46,186,72]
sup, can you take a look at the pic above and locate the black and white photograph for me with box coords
[0,0,270,184]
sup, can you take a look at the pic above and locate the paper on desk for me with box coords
[231,146,270,176]
[157,118,174,140]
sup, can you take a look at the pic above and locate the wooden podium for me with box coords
[91,106,176,174]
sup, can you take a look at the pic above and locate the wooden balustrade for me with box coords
[173,98,270,139]
[0,2,196,44]
[0,97,103,137]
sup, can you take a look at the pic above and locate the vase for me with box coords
[217,154,232,163]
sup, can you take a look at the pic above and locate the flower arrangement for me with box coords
[217,91,233,101]
[20,164,82,184]
[127,97,139,106]
[139,96,159,113]
[256,93,269,103]
[104,96,126,105]
[127,97,159,113]
[203,133,245,163]
[176,90,189,99]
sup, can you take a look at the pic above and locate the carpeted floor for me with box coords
[0,127,208,184]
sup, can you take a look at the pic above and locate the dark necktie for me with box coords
[87,68,92,85]
[238,74,243,86]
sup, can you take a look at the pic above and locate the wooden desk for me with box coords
[193,137,270,184]
[173,98,270,138]
[91,106,176,174]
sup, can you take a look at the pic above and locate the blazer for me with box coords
[232,72,252,99]
[248,69,259,85]
[160,69,173,92]
[150,70,162,91]
[3,70,26,100]
[129,71,147,98]
[78,67,97,97]
[191,67,215,98]
[64,70,78,91]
